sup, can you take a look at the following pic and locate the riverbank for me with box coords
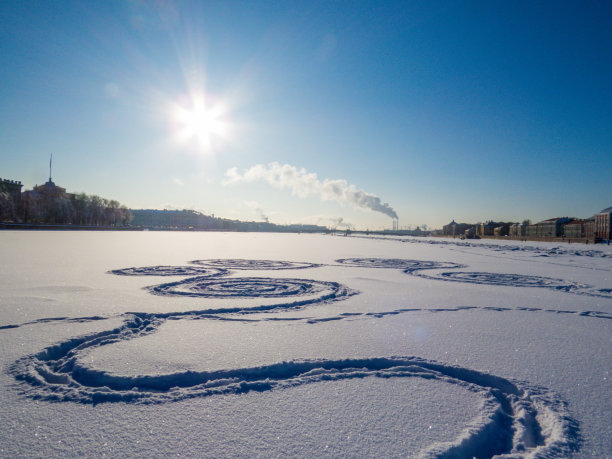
[0,223,142,231]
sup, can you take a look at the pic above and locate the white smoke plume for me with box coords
[256,207,269,223]
[244,200,270,223]
[328,217,349,229]
[224,162,398,219]
[314,216,354,230]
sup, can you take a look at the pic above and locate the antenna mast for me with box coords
[49,153,53,182]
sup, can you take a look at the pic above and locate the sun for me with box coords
[172,93,230,153]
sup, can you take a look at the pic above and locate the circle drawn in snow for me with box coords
[148,276,347,300]
[411,270,588,292]
[9,329,580,459]
[109,266,227,277]
[190,259,321,270]
[335,258,464,272]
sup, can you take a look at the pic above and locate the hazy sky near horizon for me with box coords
[1,1,610,229]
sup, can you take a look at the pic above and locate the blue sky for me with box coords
[1,1,610,230]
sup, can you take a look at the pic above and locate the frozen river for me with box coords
[0,231,610,457]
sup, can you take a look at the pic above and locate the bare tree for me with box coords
[0,192,16,222]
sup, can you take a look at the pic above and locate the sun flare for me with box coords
[172,93,230,153]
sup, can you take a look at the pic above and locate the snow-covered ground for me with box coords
[0,231,610,458]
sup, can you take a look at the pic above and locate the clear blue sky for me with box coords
[1,1,610,230]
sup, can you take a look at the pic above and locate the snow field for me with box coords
[0,232,610,457]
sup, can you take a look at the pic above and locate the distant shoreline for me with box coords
[0,224,605,243]
[0,223,142,231]
[0,223,328,233]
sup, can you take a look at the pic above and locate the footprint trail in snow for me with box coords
[7,257,593,457]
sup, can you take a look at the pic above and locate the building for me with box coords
[475,221,508,237]
[443,211,605,242]
[442,220,471,237]
[442,220,456,236]
[0,178,23,220]
[21,178,72,224]
[509,222,528,237]
[526,217,571,238]
[564,220,584,239]
[1,178,23,202]
[33,178,67,197]
[462,226,480,239]
[0,178,23,206]
[493,224,510,237]
[584,218,595,239]
[562,218,593,240]
[594,207,612,240]
[525,224,537,238]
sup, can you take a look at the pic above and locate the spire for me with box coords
[49,153,53,183]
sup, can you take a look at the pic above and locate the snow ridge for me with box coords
[0,315,111,330]
[335,257,465,271]
[345,234,612,258]
[148,276,344,299]
[108,260,358,313]
[335,257,612,298]
[190,259,321,270]
[146,276,357,314]
[108,266,228,277]
[3,303,609,333]
[9,325,580,458]
[307,304,612,324]
[408,270,612,299]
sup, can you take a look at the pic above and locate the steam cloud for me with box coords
[321,217,353,230]
[224,162,398,219]
[244,201,269,223]
[256,207,269,223]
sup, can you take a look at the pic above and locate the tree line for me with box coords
[1,191,132,226]
[130,209,327,232]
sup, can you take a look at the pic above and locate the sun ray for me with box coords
[170,91,231,154]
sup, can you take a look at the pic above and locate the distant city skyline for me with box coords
[1,1,611,229]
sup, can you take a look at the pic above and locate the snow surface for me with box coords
[0,231,610,458]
